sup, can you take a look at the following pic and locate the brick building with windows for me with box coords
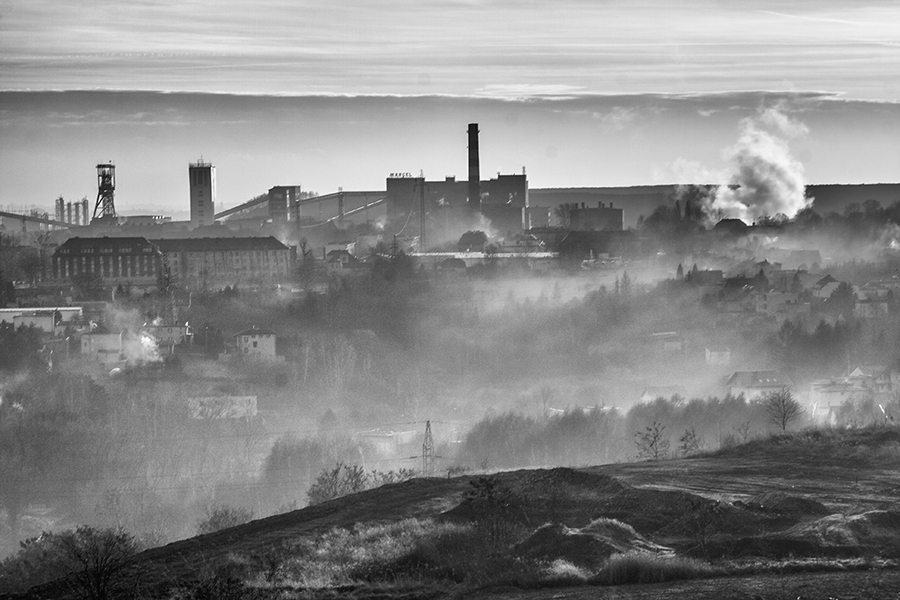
[153,237,293,288]
[52,237,162,285]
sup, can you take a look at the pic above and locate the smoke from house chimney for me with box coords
[468,123,481,212]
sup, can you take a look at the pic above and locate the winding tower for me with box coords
[92,163,117,223]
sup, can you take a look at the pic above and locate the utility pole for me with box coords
[338,187,344,230]
[422,420,435,476]
[418,179,426,252]
[294,186,303,241]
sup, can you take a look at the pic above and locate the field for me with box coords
[7,426,900,599]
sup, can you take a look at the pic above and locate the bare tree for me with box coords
[678,428,703,455]
[55,526,138,600]
[554,202,578,229]
[764,388,803,432]
[635,421,670,460]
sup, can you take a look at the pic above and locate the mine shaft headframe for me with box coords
[93,163,117,221]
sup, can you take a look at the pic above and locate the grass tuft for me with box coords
[542,559,590,583]
[591,551,722,585]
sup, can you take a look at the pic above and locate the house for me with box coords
[812,275,840,299]
[808,379,869,423]
[140,323,192,354]
[12,311,58,334]
[755,291,801,316]
[848,366,895,394]
[807,366,894,424]
[650,332,683,352]
[1,306,85,334]
[234,326,277,359]
[854,299,889,319]
[80,328,125,365]
[325,249,368,272]
[705,346,731,366]
[726,370,793,400]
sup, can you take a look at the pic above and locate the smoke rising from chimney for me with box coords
[709,106,812,225]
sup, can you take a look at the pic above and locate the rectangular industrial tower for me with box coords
[189,159,216,228]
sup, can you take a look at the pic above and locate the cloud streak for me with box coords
[1,2,898,100]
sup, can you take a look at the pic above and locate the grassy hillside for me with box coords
[5,425,900,599]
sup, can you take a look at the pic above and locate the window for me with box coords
[252,341,258,348]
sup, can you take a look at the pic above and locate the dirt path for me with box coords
[469,570,900,600]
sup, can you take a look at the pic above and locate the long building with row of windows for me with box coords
[52,236,293,289]
[52,237,163,285]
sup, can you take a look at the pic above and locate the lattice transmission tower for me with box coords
[422,420,435,475]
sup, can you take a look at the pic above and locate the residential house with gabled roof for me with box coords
[813,275,840,299]
[726,370,793,400]
[234,326,277,360]
[848,366,895,394]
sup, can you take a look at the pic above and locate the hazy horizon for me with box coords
[1,1,898,216]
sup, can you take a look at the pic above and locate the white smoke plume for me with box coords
[710,106,812,224]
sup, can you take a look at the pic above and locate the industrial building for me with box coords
[383,124,529,246]
[154,237,292,288]
[189,159,216,228]
[568,202,625,231]
[51,236,292,289]
[52,237,163,285]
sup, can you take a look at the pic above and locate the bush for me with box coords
[306,463,416,506]
[0,532,71,594]
[197,504,255,535]
[464,476,528,548]
[53,526,139,600]
[591,552,721,585]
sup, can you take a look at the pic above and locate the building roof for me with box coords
[55,236,159,255]
[726,370,793,389]
[152,236,289,252]
[235,326,276,337]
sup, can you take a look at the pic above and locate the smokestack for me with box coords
[468,123,480,212]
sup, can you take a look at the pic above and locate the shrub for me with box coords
[635,421,670,460]
[306,463,416,506]
[197,504,254,535]
[0,532,71,594]
[53,526,139,600]
[464,476,528,548]
[591,552,721,585]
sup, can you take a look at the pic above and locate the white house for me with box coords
[234,326,277,359]
[705,346,732,366]
[80,329,125,365]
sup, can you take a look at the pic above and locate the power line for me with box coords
[26,455,423,500]
[10,418,455,447]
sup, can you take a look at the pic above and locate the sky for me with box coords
[1,0,898,215]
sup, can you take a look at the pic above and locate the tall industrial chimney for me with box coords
[467,123,481,212]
